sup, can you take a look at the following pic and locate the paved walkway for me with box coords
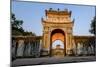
[12,56,96,67]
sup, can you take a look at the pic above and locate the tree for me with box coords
[23,31,36,36]
[89,16,96,55]
[11,13,24,35]
[89,16,96,35]
[11,14,23,29]
[11,13,36,36]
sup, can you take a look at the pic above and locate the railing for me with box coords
[73,36,96,56]
[12,36,42,60]
[11,36,96,60]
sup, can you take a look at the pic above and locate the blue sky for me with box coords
[52,40,64,49]
[12,1,96,36]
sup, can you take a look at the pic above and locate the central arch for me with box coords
[50,29,66,56]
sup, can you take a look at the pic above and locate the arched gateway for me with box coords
[42,8,74,56]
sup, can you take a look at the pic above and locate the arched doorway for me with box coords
[50,29,66,56]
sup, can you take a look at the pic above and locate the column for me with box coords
[12,40,16,58]
[77,42,81,55]
[66,33,69,55]
[67,33,73,55]
[72,40,77,55]
[39,39,42,52]
[28,41,31,56]
[16,40,24,57]
[42,31,49,56]
[31,41,35,56]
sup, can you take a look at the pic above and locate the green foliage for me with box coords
[23,31,36,36]
[11,13,23,29]
[89,16,96,35]
[11,13,36,36]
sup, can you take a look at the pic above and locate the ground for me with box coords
[12,56,96,67]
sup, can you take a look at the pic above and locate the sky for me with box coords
[52,40,64,49]
[12,1,96,36]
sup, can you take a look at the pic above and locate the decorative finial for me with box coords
[65,8,68,11]
[58,8,60,11]
[41,17,43,22]
[69,11,72,17]
[69,11,72,14]
[49,8,52,11]
[72,19,75,23]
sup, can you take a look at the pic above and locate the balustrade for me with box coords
[12,37,42,58]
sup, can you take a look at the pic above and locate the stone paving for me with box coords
[12,56,96,67]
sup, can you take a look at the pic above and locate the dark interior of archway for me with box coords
[51,29,65,36]
[51,29,65,43]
